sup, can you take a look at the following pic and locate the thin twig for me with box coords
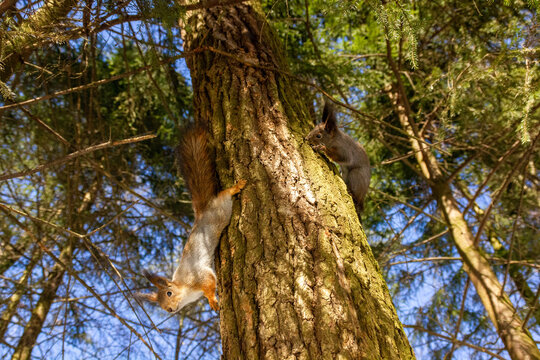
[445,278,471,359]
[462,139,521,216]
[473,132,539,245]
[0,56,184,112]
[0,202,86,238]
[380,137,454,165]
[404,325,506,360]
[0,134,156,182]
[0,204,161,358]
[372,187,444,224]
[389,229,449,258]
[388,257,461,266]
[522,286,540,329]
[500,169,527,296]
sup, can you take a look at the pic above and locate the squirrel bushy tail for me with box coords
[138,127,245,315]
[176,127,217,219]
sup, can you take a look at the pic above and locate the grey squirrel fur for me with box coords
[305,102,371,217]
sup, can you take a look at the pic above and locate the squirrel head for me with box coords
[135,271,199,313]
[305,102,338,148]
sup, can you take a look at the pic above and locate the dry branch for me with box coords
[0,134,156,182]
[404,325,506,360]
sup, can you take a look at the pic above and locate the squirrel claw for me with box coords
[313,144,326,152]
[209,299,219,311]
[236,179,247,189]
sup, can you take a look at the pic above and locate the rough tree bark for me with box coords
[179,2,414,359]
[385,38,540,359]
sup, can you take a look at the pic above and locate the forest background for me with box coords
[0,0,539,359]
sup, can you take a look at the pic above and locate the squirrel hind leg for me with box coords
[219,179,247,197]
[200,271,219,311]
[354,199,364,222]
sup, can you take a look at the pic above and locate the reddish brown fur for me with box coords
[219,179,247,198]
[199,274,219,311]
[324,145,347,163]
[176,128,217,219]
[137,129,246,314]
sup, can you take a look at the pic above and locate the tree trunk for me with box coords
[386,79,540,360]
[437,186,539,360]
[0,247,41,341]
[488,235,540,326]
[464,193,540,327]
[180,3,414,359]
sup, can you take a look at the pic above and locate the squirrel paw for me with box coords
[313,144,327,152]
[229,179,247,195]
[208,298,220,312]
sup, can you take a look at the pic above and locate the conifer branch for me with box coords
[0,134,157,182]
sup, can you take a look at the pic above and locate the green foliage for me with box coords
[135,0,184,29]
[1,0,538,359]
[0,80,15,100]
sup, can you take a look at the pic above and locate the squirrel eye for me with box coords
[316,133,322,139]
[166,291,172,297]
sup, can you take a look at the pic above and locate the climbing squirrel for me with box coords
[305,102,371,215]
[136,127,246,313]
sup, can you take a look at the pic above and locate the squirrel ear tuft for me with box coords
[143,270,169,289]
[134,292,158,304]
[322,102,337,133]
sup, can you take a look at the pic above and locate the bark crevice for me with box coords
[180,3,414,358]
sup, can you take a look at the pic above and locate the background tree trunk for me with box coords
[0,247,40,342]
[488,235,540,326]
[386,78,540,360]
[11,240,74,360]
[180,3,414,359]
[11,178,97,360]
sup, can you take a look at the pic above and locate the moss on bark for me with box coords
[180,3,414,359]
